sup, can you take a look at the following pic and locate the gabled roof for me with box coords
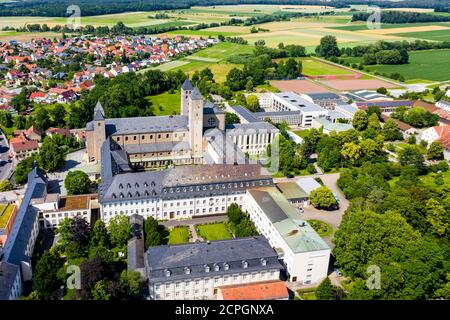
[219,280,289,300]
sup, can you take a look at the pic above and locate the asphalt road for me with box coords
[0,130,13,182]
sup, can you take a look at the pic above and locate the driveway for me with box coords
[0,130,13,182]
[274,172,349,248]
[46,148,87,195]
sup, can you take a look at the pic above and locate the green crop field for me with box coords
[165,29,244,37]
[192,42,254,61]
[363,49,450,82]
[301,58,353,76]
[195,222,233,241]
[392,29,450,42]
[328,22,450,31]
[146,91,181,116]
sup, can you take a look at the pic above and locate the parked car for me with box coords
[287,173,294,179]
[298,207,304,213]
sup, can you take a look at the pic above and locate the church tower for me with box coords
[181,77,193,116]
[189,88,204,163]
[93,101,106,163]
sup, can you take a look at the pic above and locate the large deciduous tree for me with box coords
[64,170,90,195]
[309,186,337,209]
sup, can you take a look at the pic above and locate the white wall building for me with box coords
[271,92,328,127]
[436,100,450,112]
[245,187,330,284]
[146,236,284,300]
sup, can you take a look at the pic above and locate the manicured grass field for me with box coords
[301,58,354,76]
[143,60,190,72]
[168,226,191,244]
[307,220,333,237]
[191,42,254,61]
[293,129,310,138]
[146,90,181,116]
[363,49,450,82]
[195,222,233,241]
[392,29,450,42]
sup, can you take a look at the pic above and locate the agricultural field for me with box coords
[145,42,253,82]
[362,49,450,82]
[391,29,450,42]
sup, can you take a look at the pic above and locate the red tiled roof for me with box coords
[46,127,70,137]
[11,139,38,153]
[218,280,289,300]
[433,126,450,150]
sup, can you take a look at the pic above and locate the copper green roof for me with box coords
[248,187,329,253]
[276,182,308,200]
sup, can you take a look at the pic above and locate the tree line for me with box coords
[352,10,450,23]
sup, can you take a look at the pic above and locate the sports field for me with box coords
[320,79,398,90]
[270,79,330,93]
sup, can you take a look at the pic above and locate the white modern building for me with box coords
[146,236,284,300]
[244,187,330,284]
[271,92,328,127]
[225,122,279,155]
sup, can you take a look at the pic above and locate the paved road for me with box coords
[274,172,349,248]
[0,130,13,182]
[161,214,228,228]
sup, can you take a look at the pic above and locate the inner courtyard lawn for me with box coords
[195,222,233,241]
[168,226,191,244]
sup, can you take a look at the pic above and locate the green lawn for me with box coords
[168,226,191,244]
[190,42,254,61]
[195,222,233,241]
[293,129,310,138]
[146,90,181,116]
[392,29,450,42]
[307,220,334,237]
[420,170,450,188]
[297,288,317,300]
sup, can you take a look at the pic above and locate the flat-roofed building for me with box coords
[245,187,330,284]
[276,182,309,207]
[146,236,284,300]
[37,194,92,229]
[301,92,344,110]
[271,92,327,127]
[225,122,279,156]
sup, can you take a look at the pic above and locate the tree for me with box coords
[90,220,109,248]
[315,35,340,58]
[234,215,258,238]
[315,278,334,300]
[51,104,66,127]
[64,170,90,195]
[70,216,91,247]
[33,250,64,299]
[382,118,403,141]
[56,218,73,247]
[398,145,426,173]
[341,142,362,164]
[108,214,131,249]
[144,216,166,248]
[426,198,448,236]
[80,257,115,300]
[367,113,381,131]
[352,110,368,131]
[309,186,337,209]
[33,108,51,132]
[120,270,142,299]
[0,110,13,127]
[427,141,444,160]
[227,203,242,226]
[37,137,65,172]
[376,87,388,95]
[245,95,259,112]
[0,180,12,191]
[92,280,111,300]
[225,112,240,125]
